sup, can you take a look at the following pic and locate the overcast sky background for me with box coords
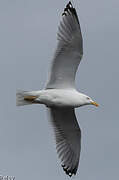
[0,0,119,179]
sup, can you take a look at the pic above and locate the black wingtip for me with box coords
[62,1,79,24]
[61,164,77,177]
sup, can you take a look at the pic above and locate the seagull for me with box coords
[16,1,99,177]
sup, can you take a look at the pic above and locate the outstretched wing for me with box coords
[48,108,81,177]
[46,1,83,89]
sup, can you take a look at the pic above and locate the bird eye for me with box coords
[86,97,90,100]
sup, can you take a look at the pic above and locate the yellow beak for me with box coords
[91,101,99,107]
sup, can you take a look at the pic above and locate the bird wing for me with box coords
[48,108,81,177]
[46,1,83,89]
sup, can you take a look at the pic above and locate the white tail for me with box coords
[16,90,34,106]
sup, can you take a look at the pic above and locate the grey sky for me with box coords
[0,0,119,179]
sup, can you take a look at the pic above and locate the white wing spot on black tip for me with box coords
[62,12,67,16]
[67,1,73,8]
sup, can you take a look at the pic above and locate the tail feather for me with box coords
[16,90,34,106]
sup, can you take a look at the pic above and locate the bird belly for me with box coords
[37,89,81,108]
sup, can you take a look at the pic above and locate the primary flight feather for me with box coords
[16,1,99,177]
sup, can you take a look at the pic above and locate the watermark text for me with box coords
[0,175,15,180]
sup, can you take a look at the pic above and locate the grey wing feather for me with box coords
[46,2,83,89]
[48,107,81,177]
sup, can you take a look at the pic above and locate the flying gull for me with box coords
[16,1,99,177]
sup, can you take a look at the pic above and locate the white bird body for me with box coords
[16,1,98,177]
[28,89,90,108]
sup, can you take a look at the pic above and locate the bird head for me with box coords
[84,95,99,107]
